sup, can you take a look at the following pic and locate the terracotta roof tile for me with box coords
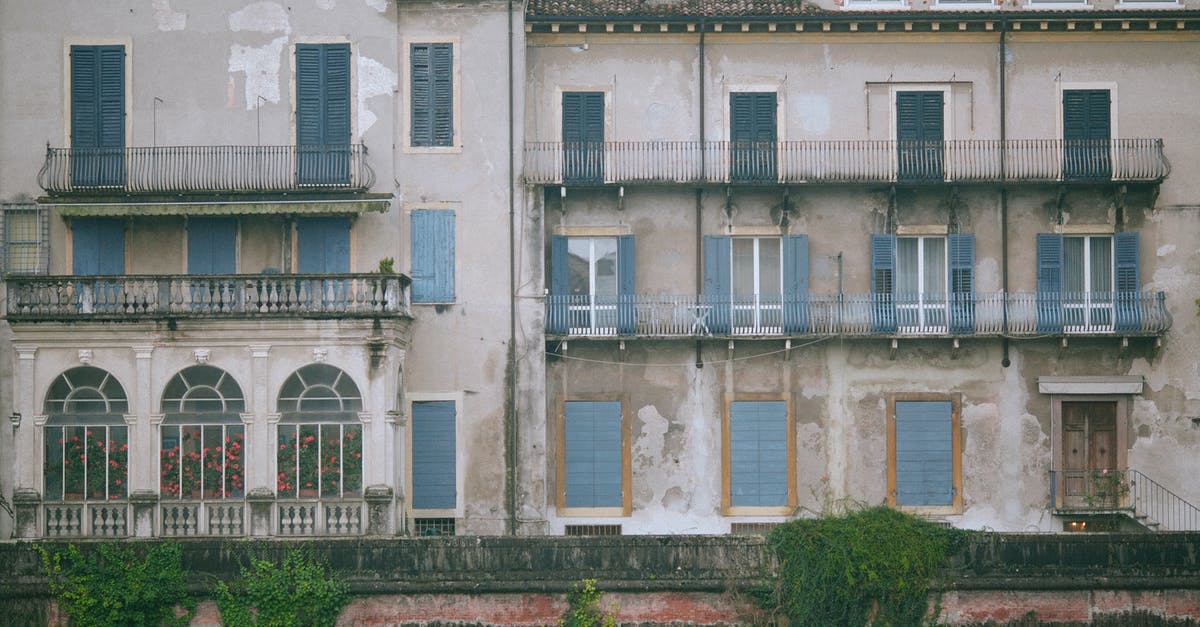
[527,0,827,18]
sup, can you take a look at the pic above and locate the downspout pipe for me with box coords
[694,16,706,370]
[999,18,1011,368]
[505,0,519,535]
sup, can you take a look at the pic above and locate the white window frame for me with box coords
[730,236,783,335]
[1062,234,1114,334]
[896,235,949,335]
[565,236,620,336]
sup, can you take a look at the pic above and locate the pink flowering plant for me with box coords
[160,426,245,499]
[47,426,128,500]
[277,423,362,499]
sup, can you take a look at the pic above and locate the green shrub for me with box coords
[561,578,617,627]
[760,505,965,626]
[38,541,192,627]
[214,545,348,627]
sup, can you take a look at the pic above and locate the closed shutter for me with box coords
[947,233,975,334]
[782,234,809,334]
[871,234,897,333]
[548,235,569,334]
[411,43,454,147]
[1113,232,1141,332]
[1063,90,1111,180]
[1036,233,1064,333]
[296,43,351,184]
[896,91,944,182]
[564,401,622,508]
[703,235,732,334]
[730,92,776,182]
[894,401,954,507]
[187,218,238,275]
[72,218,125,275]
[296,217,350,273]
[411,401,456,510]
[617,235,635,335]
[562,91,604,183]
[729,401,788,507]
[411,210,456,303]
[70,45,125,187]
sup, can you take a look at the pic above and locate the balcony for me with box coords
[6,273,411,322]
[524,139,1170,186]
[38,144,376,195]
[545,291,1170,339]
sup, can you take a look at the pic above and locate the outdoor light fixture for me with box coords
[9,411,20,429]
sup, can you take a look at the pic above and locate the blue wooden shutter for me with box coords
[72,218,125,275]
[703,236,732,334]
[948,233,975,334]
[1113,232,1141,332]
[730,92,776,182]
[617,235,635,335]
[729,401,787,507]
[411,401,456,510]
[187,218,237,275]
[1036,233,1064,334]
[1063,89,1111,181]
[896,91,944,182]
[547,236,569,334]
[894,401,954,506]
[782,234,809,334]
[562,92,604,184]
[296,217,350,273]
[870,234,897,333]
[70,45,125,187]
[411,43,453,147]
[564,401,622,508]
[297,43,351,185]
[410,210,456,303]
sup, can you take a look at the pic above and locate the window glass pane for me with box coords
[732,239,755,296]
[1090,236,1112,293]
[1063,237,1085,294]
[226,426,245,498]
[64,426,86,497]
[6,210,40,273]
[85,428,107,498]
[161,426,181,498]
[343,424,362,496]
[277,425,298,499]
[567,239,590,296]
[181,427,202,498]
[897,238,919,294]
[181,387,224,413]
[108,427,128,499]
[923,238,945,297]
[593,238,618,297]
[298,424,320,496]
[759,239,781,296]
[45,426,65,501]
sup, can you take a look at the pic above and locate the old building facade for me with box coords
[0,0,1197,541]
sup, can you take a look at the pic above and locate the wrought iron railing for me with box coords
[6,273,411,321]
[38,144,376,194]
[524,139,1170,185]
[1128,469,1200,532]
[544,291,1170,338]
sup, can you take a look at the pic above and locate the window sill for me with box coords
[557,506,628,517]
[403,145,464,155]
[723,505,794,517]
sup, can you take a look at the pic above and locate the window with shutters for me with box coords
[295,217,350,273]
[1036,233,1140,334]
[1062,89,1112,181]
[704,235,809,336]
[895,90,945,182]
[411,209,456,303]
[276,364,364,501]
[549,234,635,336]
[729,92,777,183]
[2,204,48,274]
[295,43,352,185]
[187,218,238,275]
[723,398,794,515]
[732,238,782,334]
[69,44,126,188]
[562,91,606,184]
[560,400,629,516]
[409,399,458,514]
[408,41,457,150]
[871,233,975,335]
[887,393,962,514]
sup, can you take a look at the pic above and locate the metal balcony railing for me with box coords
[38,144,376,194]
[524,139,1170,185]
[5,273,411,321]
[544,291,1170,338]
[1128,469,1200,532]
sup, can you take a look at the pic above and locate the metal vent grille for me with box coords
[565,524,622,536]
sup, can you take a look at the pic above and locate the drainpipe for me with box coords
[504,0,519,535]
[694,16,706,369]
[999,18,1011,368]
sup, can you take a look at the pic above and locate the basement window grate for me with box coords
[730,522,781,535]
[414,517,456,536]
[565,524,622,536]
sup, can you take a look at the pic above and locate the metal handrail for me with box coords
[524,138,1170,185]
[38,144,376,194]
[1128,469,1200,532]
[6,273,411,321]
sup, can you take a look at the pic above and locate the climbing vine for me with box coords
[37,541,193,627]
[759,505,966,626]
[561,578,618,627]
[214,544,349,627]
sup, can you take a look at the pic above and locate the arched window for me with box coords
[43,367,129,502]
[159,366,246,500]
[276,364,363,500]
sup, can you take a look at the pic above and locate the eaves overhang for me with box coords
[1037,375,1145,395]
[38,194,392,218]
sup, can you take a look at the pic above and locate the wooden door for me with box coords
[1061,401,1118,508]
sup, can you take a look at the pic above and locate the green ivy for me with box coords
[214,545,349,627]
[560,578,618,627]
[37,541,193,627]
[759,505,966,626]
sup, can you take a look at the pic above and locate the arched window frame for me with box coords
[276,364,364,500]
[43,366,129,502]
[159,365,247,501]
